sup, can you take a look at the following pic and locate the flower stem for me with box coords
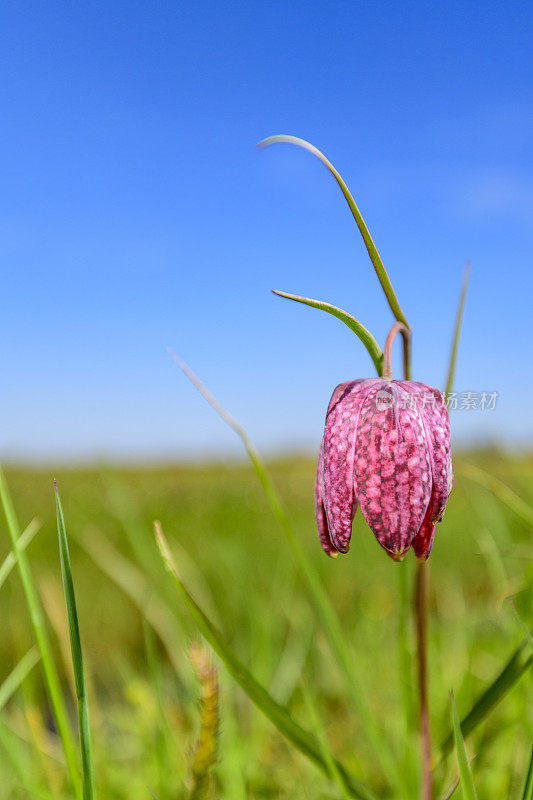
[382,321,409,380]
[415,559,432,800]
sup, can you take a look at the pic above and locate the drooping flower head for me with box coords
[315,328,452,561]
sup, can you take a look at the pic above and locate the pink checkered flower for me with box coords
[315,377,452,560]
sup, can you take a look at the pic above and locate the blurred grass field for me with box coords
[0,449,531,799]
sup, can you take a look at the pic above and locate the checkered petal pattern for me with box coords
[315,377,452,560]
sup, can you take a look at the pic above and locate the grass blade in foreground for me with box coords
[169,352,404,795]
[272,291,383,375]
[450,692,478,800]
[520,744,533,800]
[0,647,40,711]
[444,261,470,397]
[154,521,377,800]
[301,681,353,800]
[55,483,95,800]
[0,466,81,799]
[440,636,532,758]
[0,517,41,591]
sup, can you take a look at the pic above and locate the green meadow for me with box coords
[0,449,531,799]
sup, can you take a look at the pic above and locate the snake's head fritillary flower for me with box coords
[315,375,452,561]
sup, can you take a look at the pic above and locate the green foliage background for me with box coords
[0,450,531,798]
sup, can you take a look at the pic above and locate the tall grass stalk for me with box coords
[0,466,81,798]
[55,483,95,800]
[450,692,478,800]
[154,520,377,800]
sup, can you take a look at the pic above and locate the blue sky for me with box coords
[1,1,531,460]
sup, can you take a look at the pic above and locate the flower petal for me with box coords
[314,442,338,557]
[397,382,453,523]
[321,379,376,553]
[412,508,435,559]
[354,381,432,558]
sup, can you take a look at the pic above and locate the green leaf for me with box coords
[440,637,532,758]
[257,135,408,328]
[520,744,533,800]
[0,517,41,591]
[168,352,405,796]
[55,483,96,800]
[272,290,383,375]
[0,647,40,712]
[154,521,377,800]
[301,681,358,800]
[444,261,470,397]
[450,692,479,800]
[0,465,81,799]
[73,524,185,680]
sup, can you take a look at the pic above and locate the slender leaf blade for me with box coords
[450,692,478,800]
[272,290,383,375]
[301,681,358,800]
[0,647,40,711]
[0,518,41,591]
[444,262,470,397]
[0,465,81,798]
[440,637,532,758]
[55,483,95,800]
[257,135,407,327]
[154,522,376,800]
[520,744,533,800]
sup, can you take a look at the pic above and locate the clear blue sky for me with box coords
[1,1,531,461]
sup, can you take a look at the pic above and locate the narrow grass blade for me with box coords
[272,290,383,375]
[460,463,533,527]
[257,135,408,326]
[444,262,470,397]
[0,518,41,591]
[437,776,460,800]
[437,756,478,800]
[0,718,55,800]
[301,681,358,800]
[508,601,533,650]
[0,647,40,711]
[74,525,185,679]
[450,692,478,800]
[440,637,532,758]
[55,483,95,800]
[169,352,404,794]
[520,744,533,800]
[0,466,81,798]
[154,522,376,800]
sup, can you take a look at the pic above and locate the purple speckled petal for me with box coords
[412,508,435,559]
[397,381,453,523]
[320,379,377,553]
[354,381,432,559]
[314,442,338,557]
